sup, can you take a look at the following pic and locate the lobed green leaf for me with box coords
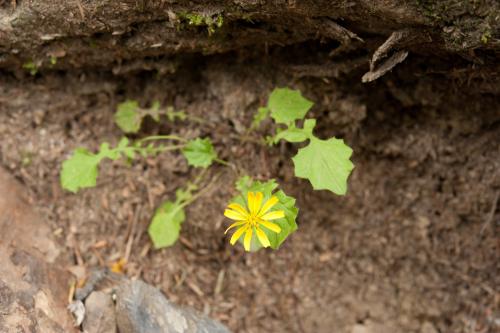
[292,137,354,195]
[148,201,186,249]
[60,148,102,193]
[268,88,313,124]
[251,107,270,130]
[114,100,141,133]
[149,101,161,122]
[272,119,317,144]
[182,138,217,168]
[117,137,136,159]
[175,186,195,203]
[235,175,253,192]
[265,190,298,249]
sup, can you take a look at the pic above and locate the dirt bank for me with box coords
[1,1,499,332]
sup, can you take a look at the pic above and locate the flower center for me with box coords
[248,214,259,227]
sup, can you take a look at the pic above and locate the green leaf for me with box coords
[23,61,38,76]
[60,148,102,193]
[266,190,298,249]
[148,201,186,249]
[302,118,316,133]
[98,142,121,160]
[166,106,187,122]
[230,177,298,250]
[234,177,278,195]
[114,100,141,133]
[272,119,316,144]
[117,137,129,149]
[61,139,138,193]
[117,137,136,159]
[175,186,195,204]
[251,107,270,130]
[292,137,354,195]
[149,101,161,122]
[182,138,217,168]
[235,175,253,192]
[268,88,314,124]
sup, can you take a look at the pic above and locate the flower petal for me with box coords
[247,192,255,212]
[227,203,249,217]
[243,227,253,251]
[224,209,247,221]
[247,192,261,215]
[230,226,247,245]
[251,192,264,215]
[258,196,279,216]
[260,210,285,221]
[259,220,282,233]
[225,221,247,234]
[255,227,270,248]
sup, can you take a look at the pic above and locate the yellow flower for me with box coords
[224,191,285,251]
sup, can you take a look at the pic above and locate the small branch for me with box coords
[370,30,410,71]
[76,0,85,20]
[362,30,413,83]
[320,18,363,44]
[362,50,409,83]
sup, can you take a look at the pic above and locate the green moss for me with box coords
[416,0,445,21]
[184,13,204,26]
[480,30,491,44]
[415,0,498,50]
[22,61,38,76]
[177,12,224,35]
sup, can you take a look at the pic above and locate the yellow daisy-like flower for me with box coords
[224,191,285,251]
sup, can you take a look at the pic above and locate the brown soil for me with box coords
[1,46,499,333]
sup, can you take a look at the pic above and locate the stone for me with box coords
[0,167,76,332]
[115,280,231,333]
[83,291,117,333]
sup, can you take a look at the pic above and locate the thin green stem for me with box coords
[113,144,185,156]
[147,144,185,152]
[137,135,188,143]
[192,168,208,186]
[179,172,220,209]
[161,106,206,124]
[230,133,267,146]
[214,158,230,166]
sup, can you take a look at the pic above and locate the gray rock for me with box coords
[115,280,230,333]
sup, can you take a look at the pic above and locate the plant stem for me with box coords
[214,158,230,166]
[193,168,208,186]
[180,172,220,208]
[137,135,187,143]
[113,144,185,156]
[149,144,185,152]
